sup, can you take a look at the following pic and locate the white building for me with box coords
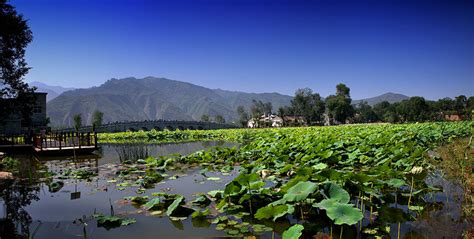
[247,114,283,128]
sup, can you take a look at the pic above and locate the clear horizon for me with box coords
[12,0,474,100]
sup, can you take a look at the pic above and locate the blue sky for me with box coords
[11,0,474,100]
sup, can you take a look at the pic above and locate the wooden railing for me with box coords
[33,132,98,150]
[0,134,30,146]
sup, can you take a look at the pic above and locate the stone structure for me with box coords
[57,120,237,133]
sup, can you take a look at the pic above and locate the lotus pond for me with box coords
[0,122,472,239]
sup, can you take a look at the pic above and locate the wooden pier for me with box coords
[0,132,99,156]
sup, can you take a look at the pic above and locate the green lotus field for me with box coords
[95,121,472,238]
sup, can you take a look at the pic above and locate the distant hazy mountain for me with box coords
[45,77,410,126]
[47,77,293,126]
[30,81,75,102]
[353,92,409,106]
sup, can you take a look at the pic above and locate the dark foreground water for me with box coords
[0,141,471,239]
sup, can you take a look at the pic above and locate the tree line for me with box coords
[200,114,226,124]
[358,95,473,123]
[236,83,473,127]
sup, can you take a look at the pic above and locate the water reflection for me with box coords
[0,141,235,239]
[97,141,233,165]
[0,179,40,238]
[114,144,149,163]
[0,140,471,239]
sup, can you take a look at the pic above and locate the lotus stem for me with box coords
[359,195,363,231]
[370,206,373,222]
[300,204,304,221]
[83,225,87,239]
[445,187,449,204]
[397,222,401,239]
[249,200,253,215]
[109,198,114,216]
[395,189,398,207]
[408,176,414,208]
[248,183,253,215]
[357,191,361,208]
[369,185,373,222]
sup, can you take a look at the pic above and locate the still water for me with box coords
[1,142,239,239]
[0,141,471,239]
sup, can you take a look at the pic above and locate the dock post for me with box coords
[59,133,62,150]
[94,132,98,149]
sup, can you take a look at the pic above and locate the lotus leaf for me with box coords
[224,181,244,196]
[254,204,294,221]
[191,194,211,206]
[280,175,310,193]
[313,199,338,210]
[207,177,221,181]
[235,173,260,186]
[125,195,149,204]
[282,224,304,239]
[95,214,136,230]
[327,183,350,203]
[166,195,184,216]
[48,181,64,193]
[207,190,223,199]
[383,178,406,188]
[312,163,328,170]
[191,208,210,218]
[283,181,317,202]
[324,203,363,225]
[143,198,162,210]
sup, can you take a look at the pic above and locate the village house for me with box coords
[282,116,307,126]
[444,114,461,121]
[0,92,48,135]
[247,114,284,128]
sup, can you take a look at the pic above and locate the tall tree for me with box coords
[325,84,354,124]
[263,102,273,115]
[73,113,82,132]
[277,106,288,117]
[215,114,225,124]
[354,101,378,123]
[200,114,210,122]
[397,97,431,122]
[0,0,35,125]
[236,105,249,127]
[288,88,325,124]
[250,100,272,118]
[436,97,455,113]
[373,101,398,123]
[467,96,474,119]
[336,83,350,98]
[454,95,468,115]
[92,110,103,131]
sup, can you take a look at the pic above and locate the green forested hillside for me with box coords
[47,77,293,126]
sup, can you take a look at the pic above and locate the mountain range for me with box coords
[42,77,409,126]
[46,77,293,126]
[352,92,409,106]
[30,81,75,102]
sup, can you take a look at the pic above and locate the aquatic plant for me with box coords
[93,121,472,237]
